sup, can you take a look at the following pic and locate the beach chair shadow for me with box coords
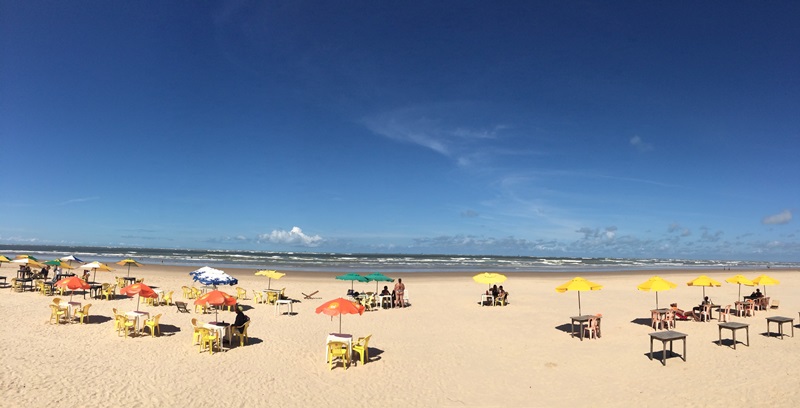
[554,323,574,334]
[243,337,264,346]
[631,318,653,327]
[302,291,320,300]
[158,324,182,336]
[367,347,384,362]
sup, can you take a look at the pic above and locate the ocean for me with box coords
[0,244,794,273]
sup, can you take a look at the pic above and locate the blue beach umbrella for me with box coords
[190,266,238,288]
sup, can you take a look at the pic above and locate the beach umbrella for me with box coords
[120,283,158,312]
[0,255,10,264]
[116,258,143,277]
[335,273,369,290]
[81,261,114,283]
[637,276,677,309]
[44,259,75,269]
[725,275,755,299]
[15,254,39,261]
[752,274,780,296]
[255,269,285,289]
[60,255,84,267]
[556,277,603,316]
[315,297,365,333]
[11,257,45,268]
[686,275,722,298]
[194,289,238,322]
[55,276,90,301]
[365,272,394,293]
[472,272,507,288]
[190,266,238,288]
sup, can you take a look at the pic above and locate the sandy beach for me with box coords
[1,264,798,407]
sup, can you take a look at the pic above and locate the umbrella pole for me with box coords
[656,292,659,309]
[268,278,271,290]
[127,264,131,277]
[339,314,342,333]
[136,295,141,312]
[578,292,582,316]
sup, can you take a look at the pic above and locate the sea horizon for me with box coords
[1,244,795,273]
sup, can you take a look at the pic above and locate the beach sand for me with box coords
[1,264,798,407]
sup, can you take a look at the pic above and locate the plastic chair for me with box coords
[144,314,161,337]
[352,335,372,365]
[49,304,67,324]
[182,286,192,299]
[192,319,204,345]
[199,328,219,354]
[719,305,732,322]
[236,287,247,300]
[233,321,250,347]
[327,341,349,370]
[266,292,278,305]
[662,309,675,329]
[73,304,92,324]
[162,291,174,306]
[253,291,264,304]
[744,301,756,317]
[102,284,116,301]
[112,308,124,331]
[195,303,208,314]
[700,304,712,322]
[120,316,136,338]
[583,318,600,339]
[650,310,663,330]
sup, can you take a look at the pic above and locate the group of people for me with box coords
[378,278,406,308]
[744,289,763,300]
[484,284,508,305]
[670,296,713,321]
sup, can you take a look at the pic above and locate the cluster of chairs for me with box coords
[48,298,92,325]
[252,288,287,305]
[112,308,161,338]
[327,335,372,370]
[181,286,203,299]
[190,318,249,355]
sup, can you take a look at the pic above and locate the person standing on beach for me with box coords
[394,278,405,308]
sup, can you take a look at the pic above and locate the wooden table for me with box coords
[649,330,687,366]
[766,316,794,339]
[718,322,749,349]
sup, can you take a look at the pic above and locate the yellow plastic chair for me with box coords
[119,316,136,338]
[191,318,204,345]
[327,341,350,370]
[192,287,203,299]
[55,285,67,296]
[199,328,219,354]
[10,278,22,292]
[102,284,116,301]
[112,308,124,331]
[233,321,250,347]
[144,314,161,337]
[352,335,372,366]
[73,304,92,324]
[253,291,264,304]
[49,304,67,325]
[235,287,247,300]
[143,296,155,306]
[182,286,192,299]
[195,303,208,314]
[162,290,174,306]
[40,281,53,296]
[266,292,278,305]
[279,288,286,299]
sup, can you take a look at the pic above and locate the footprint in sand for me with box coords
[545,362,557,368]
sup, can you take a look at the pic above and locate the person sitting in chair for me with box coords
[496,286,508,305]
[232,306,249,334]
[380,286,390,296]
[81,270,91,282]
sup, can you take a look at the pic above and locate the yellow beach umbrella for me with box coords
[637,276,677,309]
[556,277,602,315]
[0,255,10,263]
[686,275,721,298]
[725,275,754,299]
[752,274,780,295]
[255,269,286,289]
[11,257,45,269]
[116,258,143,277]
[472,272,507,287]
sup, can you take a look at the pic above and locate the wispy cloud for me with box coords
[361,103,508,167]
[258,226,323,247]
[762,210,792,225]
[630,135,653,152]
[58,196,100,206]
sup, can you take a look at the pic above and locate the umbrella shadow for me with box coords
[237,304,256,312]
[554,323,574,334]
[158,324,182,336]
[631,318,653,327]
[84,315,113,325]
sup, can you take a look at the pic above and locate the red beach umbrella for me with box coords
[194,289,238,321]
[315,297,365,333]
[55,276,90,301]
[120,283,158,311]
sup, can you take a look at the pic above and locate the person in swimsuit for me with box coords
[394,278,405,308]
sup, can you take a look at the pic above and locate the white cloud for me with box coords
[58,196,100,206]
[630,135,653,152]
[762,210,792,225]
[258,226,323,246]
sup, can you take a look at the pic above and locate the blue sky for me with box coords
[2,1,799,261]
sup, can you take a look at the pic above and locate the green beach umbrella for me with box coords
[365,272,394,293]
[335,273,369,290]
